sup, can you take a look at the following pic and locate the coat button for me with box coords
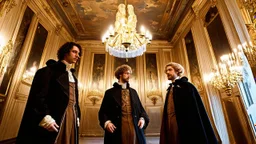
[134,115,137,117]
[116,106,118,108]
[117,116,119,118]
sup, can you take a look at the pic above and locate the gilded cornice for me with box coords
[27,0,73,41]
[192,0,208,18]
[149,40,172,48]
[78,40,104,48]
[77,40,173,50]
[169,8,195,45]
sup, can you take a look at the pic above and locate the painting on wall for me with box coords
[114,58,137,88]
[91,54,105,91]
[22,23,48,85]
[185,31,204,92]
[205,7,232,61]
[0,7,34,124]
[145,53,159,91]
[0,7,34,96]
[87,54,105,105]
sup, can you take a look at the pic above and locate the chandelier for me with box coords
[206,49,243,96]
[239,42,256,67]
[102,2,152,58]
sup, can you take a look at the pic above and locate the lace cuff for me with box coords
[39,115,55,127]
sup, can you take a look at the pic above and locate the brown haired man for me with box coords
[17,42,82,144]
[99,64,149,144]
[160,62,218,144]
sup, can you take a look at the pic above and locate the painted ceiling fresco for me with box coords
[47,0,194,40]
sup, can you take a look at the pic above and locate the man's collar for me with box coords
[61,60,72,71]
[171,76,180,83]
[118,82,127,89]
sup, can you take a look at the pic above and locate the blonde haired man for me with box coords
[99,64,149,144]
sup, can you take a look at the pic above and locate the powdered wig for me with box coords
[165,62,184,76]
[114,64,132,79]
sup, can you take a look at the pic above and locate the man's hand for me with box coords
[43,122,59,132]
[106,122,116,133]
[138,119,145,129]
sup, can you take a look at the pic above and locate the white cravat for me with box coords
[118,82,127,89]
[62,60,75,82]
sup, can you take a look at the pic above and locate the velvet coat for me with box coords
[16,60,81,144]
[160,77,218,144]
[98,82,149,144]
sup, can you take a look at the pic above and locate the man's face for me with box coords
[120,70,131,83]
[64,46,80,64]
[165,66,178,81]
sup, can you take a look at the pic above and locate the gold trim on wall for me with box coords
[0,0,16,17]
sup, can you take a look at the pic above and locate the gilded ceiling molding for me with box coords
[0,0,17,17]
[169,9,195,45]
[149,40,172,48]
[55,24,63,35]
[192,0,208,18]
[29,0,73,41]
[78,40,173,50]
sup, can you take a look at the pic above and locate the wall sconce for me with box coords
[147,90,162,105]
[0,39,13,77]
[205,48,243,96]
[239,42,256,67]
[87,89,103,105]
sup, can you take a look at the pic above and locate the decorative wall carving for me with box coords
[246,24,256,45]
[0,7,34,96]
[0,0,17,17]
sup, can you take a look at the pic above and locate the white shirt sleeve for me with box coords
[104,120,112,129]
[39,115,55,127]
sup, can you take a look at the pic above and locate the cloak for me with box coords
[160,77,218,144]
[16,60,80,144]
[98,82,149,144]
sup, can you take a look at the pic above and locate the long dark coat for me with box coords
[16,60,81,144]
[160,77,218,144]
[98,82,149,144]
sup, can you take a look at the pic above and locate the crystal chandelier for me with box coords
[239,42,256,67]
[102,1,152,58]
[206,50,243,96]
